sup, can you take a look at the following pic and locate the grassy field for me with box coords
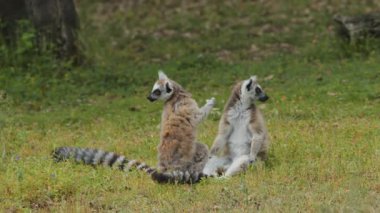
[1,0,380,211]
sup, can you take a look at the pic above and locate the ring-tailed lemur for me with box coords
[53,71,215,184]
[148,71,215,180]
[202,76,269,177]
[143,75,269,182]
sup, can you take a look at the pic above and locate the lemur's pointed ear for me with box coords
[250,75,257,81]
[158,70,168,80]
[246,79,253,91]
[165,82,172,93]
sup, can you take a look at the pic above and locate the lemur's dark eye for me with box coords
[255,87,262,94]
[153,89,161,96]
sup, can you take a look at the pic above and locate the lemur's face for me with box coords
[241,76,269,102]
[147,71,174,102]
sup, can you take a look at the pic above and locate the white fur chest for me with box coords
[226,103,252,158]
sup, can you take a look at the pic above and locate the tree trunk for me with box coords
[0,0,81,62]
[0,0,28,44]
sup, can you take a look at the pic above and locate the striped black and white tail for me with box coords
[151,170,210,184]
[52,147,210,184]
[52,147,156,174]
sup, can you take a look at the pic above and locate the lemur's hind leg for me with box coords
[203,155,231,176]
[189,142,209,173]
[224,155,250,177]
[249,134,267,162]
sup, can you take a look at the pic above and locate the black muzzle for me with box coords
[258,93,269,102]
[147,94,157,102]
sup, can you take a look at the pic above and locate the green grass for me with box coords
[1,0,380,211]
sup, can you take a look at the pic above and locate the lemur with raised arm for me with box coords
[53,71,215,184]
[202,75,269,177]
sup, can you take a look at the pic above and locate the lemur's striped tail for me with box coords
[151,170,211,184]
[52,147,211,184]
[52,147,156,174]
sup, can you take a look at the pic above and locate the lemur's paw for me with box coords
[206,97,216,106]
[248,155,256,164]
